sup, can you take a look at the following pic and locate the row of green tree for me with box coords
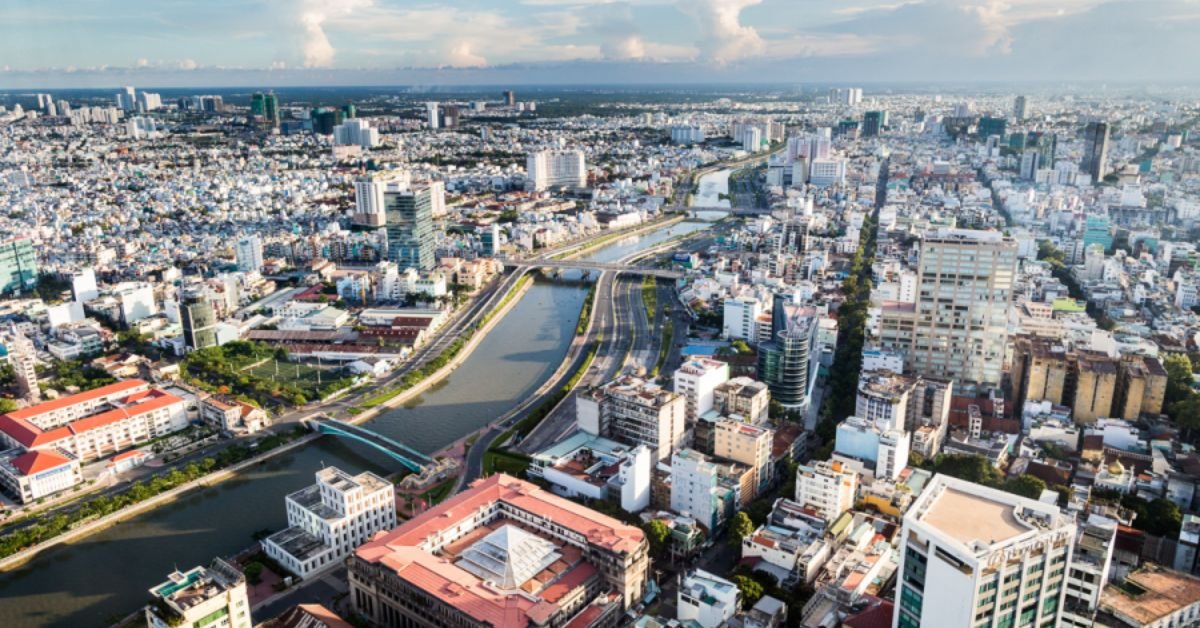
[0,427,307,558]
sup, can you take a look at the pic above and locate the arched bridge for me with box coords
[503,259,683,279]
[306,417,432,473]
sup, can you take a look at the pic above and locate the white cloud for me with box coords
[602,34,646,59]
[300,0,373,68]
[178,58,198,70]
[680,0,765,64]
[136,58,149,67]
[444,42,487,67]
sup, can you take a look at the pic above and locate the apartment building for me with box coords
[794,460,858,521]
[673,358,730,423]
[264,467,396,579]
[578,375,686,461]
[146,558,251,628]
[713,419,774,499]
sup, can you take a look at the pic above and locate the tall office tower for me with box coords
[440,104,460,128]
[341,102,355,119]
[310,107,343,134]
[878,229,1017,386]
[577,375,687,461]
[348,474,649,625]
[673,358,730,422]
[332,118,380,148]
[0,236,38,295]
[977,116,1007,138]
[251,92,279,126]
[794,459,858,521]
[757,307,817,407]
[384,184,437,271]
[526,149,587,190]
[1081,121,1110,183]
[7,329,41,403]
[1013,95,1028,121]
[352,171,410,228]
[503,89,516,107]
[893,475,1075,628]
[115,85,136,111]
[147,559,251,628]
[862,110,886,137]
[742,126,763,152]
[235,235,264,272]
[426,102,439,129]
[180,285,218,351]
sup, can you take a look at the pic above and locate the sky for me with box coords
[1,0,1198,88]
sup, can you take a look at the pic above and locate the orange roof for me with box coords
[110,449,147,462]
[355,475,645,626]
[2,379,148,422]
[11,449,73,475]
[0,387,183,448]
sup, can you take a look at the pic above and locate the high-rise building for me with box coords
[1082,214,1113,253]
[180,285,218,351]
[332,118,379,148]
[1013,95,1028,121]
[440,104,460,128]
[146,558,252,628]
[670,448,736,531]
[264,467,396,579]
[310,107,344,135]
[673,358,730,422]
[577,375,686,461]
[1081,121,1110,183]
[384,184,438,271]
[348,474,649,626]
[794,459,858,521]
[757,307,817,407]
[713,420,773,499]
[115,86,136,111]
[977,116,1007,138]
[480,223,501,257]
[426,102,439,129]
[0,236,38,295]
[862,110,887,137]
[503,89,516,107]
[834,415,910,481]
[722,296,761,342]
[6,329,40,403]
[878,229,1017,386]
[893,475,1075,628]
[353,171,410,228]
[526,150,587,190]
[235,235,264,272]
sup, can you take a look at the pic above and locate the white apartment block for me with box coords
[723,296,761,342]
[1061,514,1117,627]
[264,467,397,579]
[794,460,858,521]
[893,475,1076,628]
[235,235,263,273]
[673,358,730,422]
[671,449,722,532]
[678,569,740,628]
[527,150,587,190]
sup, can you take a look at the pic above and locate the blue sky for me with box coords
[1,0,1197,87]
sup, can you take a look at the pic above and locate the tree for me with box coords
[643,520,671,560]
[1169,394,1200,440]
[243,561,264,585]
[729,511,754,550]
[731,575,764,609]
[0,399,16,413]
[1165,354,1196,405]
[1001,475,1047,500]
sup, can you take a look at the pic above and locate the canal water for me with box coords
[0,219,711,627]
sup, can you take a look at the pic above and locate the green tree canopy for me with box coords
[731,575,764,609]
[729,511,755,550]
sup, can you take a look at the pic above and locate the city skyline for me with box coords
[3,0,1200,88]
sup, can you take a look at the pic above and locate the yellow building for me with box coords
[1073,353,1118,424]
[713,419,774,501]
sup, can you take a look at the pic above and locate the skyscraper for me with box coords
[235,235,264,272]
[893,475,1075,628]
[503,89,516,107]
[1013,95,1028,120]
[757,305,817,407]
[180,285,218,351]
[878,229,1017,386]
[426,102,439,129]
[862,110,887,137]
[385,184,438,271]
[977,116,1007,138]
[0,236,38,295]
[251,92,279,126]
[1081,121,1110,183]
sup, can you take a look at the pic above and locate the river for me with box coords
[0,219,711,627]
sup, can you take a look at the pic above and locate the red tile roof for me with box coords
[11,449,73,475]
[355,475,645,627]
[2,379,148,422]
[0,385,183,449]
